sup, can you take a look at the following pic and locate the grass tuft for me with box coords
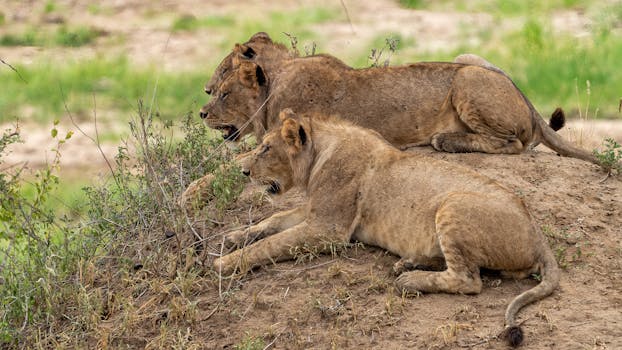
[593,138,622,176]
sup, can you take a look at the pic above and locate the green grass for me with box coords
[237,7,339,44]
[170,6,340,50]
[53,26,100,47]
[0,26,101,47]
[399,0,585,15]
[0,56,208,123]
[0,11,6,26]
[399,0,424,8]
[0,29,39,46]
[171,14,235,31]
[44,0,57,14]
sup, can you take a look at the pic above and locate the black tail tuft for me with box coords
[506,326,524,347]
[549,107,565,131]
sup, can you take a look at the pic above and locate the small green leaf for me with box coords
[65,131,73,140]
[51,128,58,138]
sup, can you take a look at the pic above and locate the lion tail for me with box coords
[503,244,560,347]
[547,107,565,131]
[533,107,599,164]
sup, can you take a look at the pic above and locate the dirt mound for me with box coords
[77,149,621,350]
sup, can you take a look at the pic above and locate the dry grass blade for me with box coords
[0,57,27,83]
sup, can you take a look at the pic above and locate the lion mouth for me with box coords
[215,124,240,141]
[267,181,281,194]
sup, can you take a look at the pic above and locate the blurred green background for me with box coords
[2,0,622,127]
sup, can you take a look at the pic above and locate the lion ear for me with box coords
[279,108,297,122]
[281,118,307,154]
[234,43,256,59]
[237,62,266,88]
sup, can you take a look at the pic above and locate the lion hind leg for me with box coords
[395,196,493,295]
[431,131,524,154]
[395,267,482,295]
[395,246,482,295]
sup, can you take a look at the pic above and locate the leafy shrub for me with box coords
[0,105,245,347]
[594,137,622,176]
[0,122,75,345]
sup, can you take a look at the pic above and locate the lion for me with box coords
[214,109,560,347]
[199,38,596,164]
[203,32,507,96]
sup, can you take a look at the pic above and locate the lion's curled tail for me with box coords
[503,244,560,347]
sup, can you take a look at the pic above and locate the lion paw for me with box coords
[222,229,250,250]
[212,257,231,275]
[179,174,216,211]
[393,258,416,275]
[430,133,454,152]
[395,271,426,295]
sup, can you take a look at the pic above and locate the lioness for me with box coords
[204,32,507,96]
[200,44,596,165]
[215,109,560,347]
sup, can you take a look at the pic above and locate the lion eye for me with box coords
[220,92,229,101]
[259,144,270,155]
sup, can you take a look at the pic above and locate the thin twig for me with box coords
[272,260,336,274]
[262,331,281,350]
[0,57,27,83]
[60,86,118,185]
[218,234,225,300]
[339,0,355,34]
[199,303,220,322]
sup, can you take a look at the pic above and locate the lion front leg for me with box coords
[214,222,346,275]
[223,206,306,249]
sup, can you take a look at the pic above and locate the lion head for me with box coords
[203,32,290,95]
[199,60,268,141]
[237,108,314,194]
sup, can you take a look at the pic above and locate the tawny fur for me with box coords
[215,109,560,347]
[200,33,596,164]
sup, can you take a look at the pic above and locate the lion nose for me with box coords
[242,169,250,176]
[204,87,212,95]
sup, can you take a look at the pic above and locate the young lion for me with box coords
[200,46,595,164]
[215,109,560,347]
